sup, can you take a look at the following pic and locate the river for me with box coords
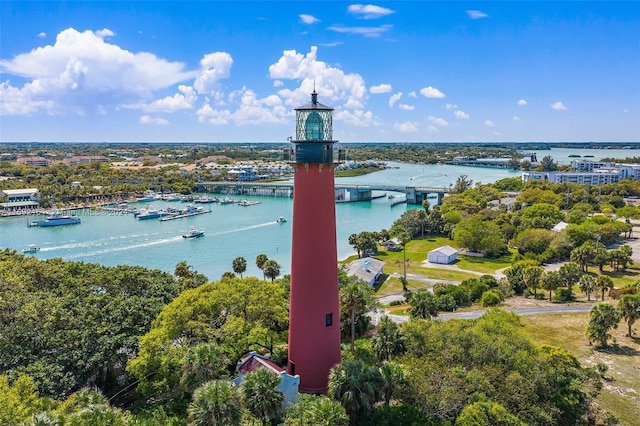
[1,147,636,281]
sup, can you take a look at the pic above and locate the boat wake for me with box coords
[212,221,279,236]
[66,236,183,258]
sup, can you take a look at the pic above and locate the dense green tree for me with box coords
[586,304,620,347]
[241,369,284,424]
[127,277,288,398]
[378,361,406,406]
[520,203,564,229]
[188,380,243,426]
[512,229,555,255]
[453,174,473,194]
[522,266,543,297]
[538,155,558,171]
[618,294,640,337]
[232,257,247,278]
[454,215,506,257]
[371,316,406,362]
[328,359,381,421]
[456,400,524,426]
[0,375,44,425]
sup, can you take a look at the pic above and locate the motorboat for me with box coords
[23,244,40,253]
[183,227,205,239]
[136,207,167,220]
[137,190,161,202]
[276,216,287,224]
[29,207,81,227]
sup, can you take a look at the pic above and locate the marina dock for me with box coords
[159,209,211,221]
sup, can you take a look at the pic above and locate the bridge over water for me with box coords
[198,181,452,205]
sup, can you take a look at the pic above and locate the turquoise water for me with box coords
[3,147,634,281]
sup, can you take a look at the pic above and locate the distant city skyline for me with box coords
[1,1,639,143]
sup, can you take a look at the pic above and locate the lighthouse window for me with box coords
[325,313,333,327]
[305,112,324,140]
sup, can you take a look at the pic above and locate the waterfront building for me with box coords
[0,188,40,212]
[286,90,344,393]
[522,160,640,185]
[345,257,385,286]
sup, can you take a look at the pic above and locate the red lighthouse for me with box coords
[286,90,344,393]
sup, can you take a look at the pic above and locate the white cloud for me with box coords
[518,99,527,106]
[454,110,469,119]
[0,27,196,116]
[38,32,46,38]
[318,42,344,47]
[551,101,567,110]
[273,80,283,87]
[394,121,419,132]
[139,115,169,125]
[197,87,288,126]
[370,83,392,94]
[144,85,197,113]
[428,116,449,127]
[408,91,417,99]
[420,86,445,98]
[95,28,115,38]
[388,92,402,108]
[444,103,457,110]
[347,4,395,19]
[398,104,414,110]
[467,10,489,19]
[327,24,392,38]
[484,120,494,127]
[299,14,319,24]
[193,52,233,95]
[513,115,520,121]
[427,125,439,133]
[334,108,375,126]
[268,46,367,111]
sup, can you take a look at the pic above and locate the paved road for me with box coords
[378,304,593,324]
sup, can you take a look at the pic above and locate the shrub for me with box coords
[480,290,502,307]
[552,287,573,302]
[437,294,458,312]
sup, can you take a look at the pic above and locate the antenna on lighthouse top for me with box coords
[311,79,318,104]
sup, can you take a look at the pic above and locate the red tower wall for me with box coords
[288,162,342,393]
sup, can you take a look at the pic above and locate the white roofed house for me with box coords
[428,245,458,264]
[345,257,386,286]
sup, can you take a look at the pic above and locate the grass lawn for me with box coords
[375,276,431,297]
[522,312,640,425]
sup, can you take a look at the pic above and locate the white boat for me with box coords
[183,227,205,239]
[219,196,233,205]
[276,216,287,224]
[29,207,81,227]
[137,190,161,202]
[135,207,168,220]
[23,244,40,253]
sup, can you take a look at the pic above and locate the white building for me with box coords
[345,257,385,286]
[428,245,458,264]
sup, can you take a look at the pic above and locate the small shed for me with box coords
[381,238,402,251]
[345,257,385,286]
[428,245,458,264]
[551,221,569,232]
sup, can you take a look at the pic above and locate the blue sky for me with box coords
[1,1,639,143]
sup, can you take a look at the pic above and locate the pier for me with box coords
[198,181,452,205]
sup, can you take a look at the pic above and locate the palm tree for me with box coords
[174,260,194,279]
[390,226,411,280]
[232,256,247,278]
[522,265,543,297]
[339,281,376,353]
[188,380,243,426]
[241,369,284,424]
[586,303,620,348]
[256,254,268,280]
[282,394,348,426]
[540,270,561,301]
[180,343,230,392]
[596,275,614,301]
[409,290,439,319]
[378,361,406,406]
[579,275,596,301]
[263,260,281,282]
[328,359,381,421]
[570,245,592,273]
[558,262,582,298]
[618,294,640,337]
[371,315,405,362]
